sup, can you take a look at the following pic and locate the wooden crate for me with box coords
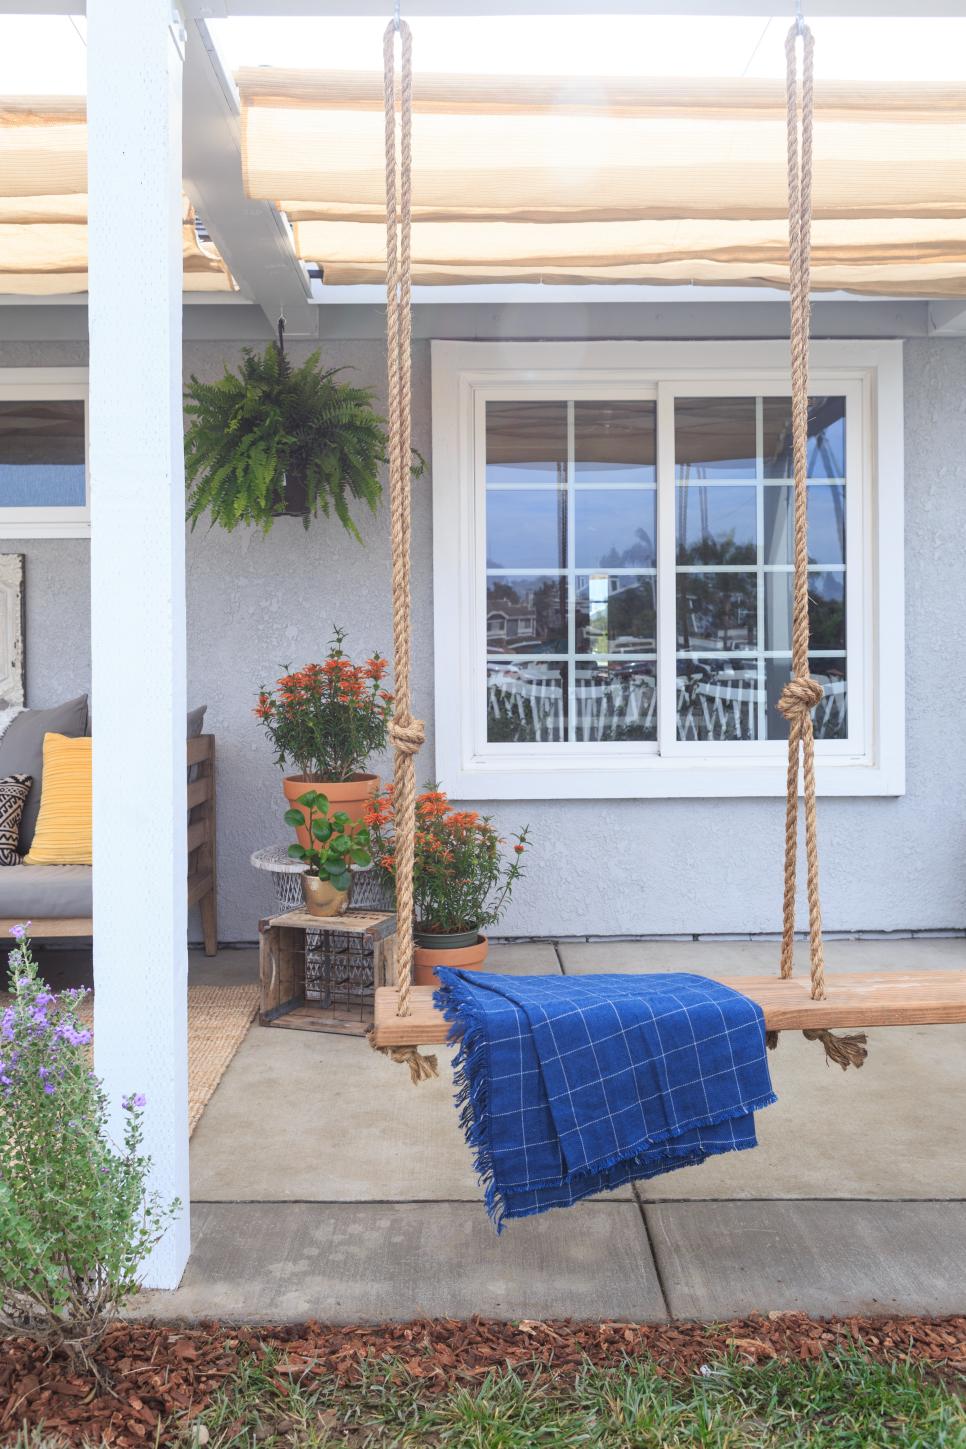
[259,908,397,1037]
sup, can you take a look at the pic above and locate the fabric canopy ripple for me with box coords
[0,98,233,295]
[239,67,966,293]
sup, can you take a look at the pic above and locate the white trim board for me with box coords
[431,339,905,801]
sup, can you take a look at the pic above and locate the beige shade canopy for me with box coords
[240,67,966,293]
[0,98,233,295]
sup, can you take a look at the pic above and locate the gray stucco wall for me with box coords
[2,332,965,941]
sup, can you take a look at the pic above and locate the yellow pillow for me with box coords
[24,734,92,866]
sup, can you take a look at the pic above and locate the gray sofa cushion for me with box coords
[0,696,89,852]
[0,863,92,920]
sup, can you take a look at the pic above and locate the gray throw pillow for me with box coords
[0,695,88,852]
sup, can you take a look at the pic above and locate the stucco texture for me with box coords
[3,334,965,942]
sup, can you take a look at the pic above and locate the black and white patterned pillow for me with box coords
[0,774,32,866]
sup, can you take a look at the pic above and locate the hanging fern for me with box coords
[184,343,410,537]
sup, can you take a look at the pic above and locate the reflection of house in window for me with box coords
[487,602,537,650]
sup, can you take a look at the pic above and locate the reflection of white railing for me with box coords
[489,668,846,743]
[488,670,565,743]
[488,670,657,742]
[684,672,846,741]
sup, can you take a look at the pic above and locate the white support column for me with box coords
[88,0,190,1288]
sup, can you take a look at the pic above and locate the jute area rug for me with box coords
[6,984,259,1136]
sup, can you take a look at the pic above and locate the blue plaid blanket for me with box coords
[434,971,776,1228]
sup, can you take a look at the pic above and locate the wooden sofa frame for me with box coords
[0,733,218,957]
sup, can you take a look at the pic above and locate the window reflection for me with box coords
[486,575,568,654]
[486,489,566,570]
[763,485,845,567]
[763,396,846,479]
[676,657,760,741]
[574,400,656,482]
[485,400,568,485]
[676,484,757,565]
[574,660,656,741]
[764,571,845,653]
[576,574,656,654]
[487,661,567,743]
[675,397,757,479]
[765,657,847,740]
[0,400,86,507]
[676,572,758,652]
[574,488,655,568]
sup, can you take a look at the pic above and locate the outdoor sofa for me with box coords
[0,695,217,955]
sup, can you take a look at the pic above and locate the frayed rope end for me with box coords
[367,1032,439,1084]
[767,1027,869,1069]
[803,1027,868,1071]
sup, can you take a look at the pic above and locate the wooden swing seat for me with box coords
[372,970,966,1049]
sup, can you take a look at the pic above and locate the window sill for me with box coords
[441,753,904,800]
[0,520,90,539]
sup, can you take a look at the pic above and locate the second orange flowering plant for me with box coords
[255,627,392,782]
[365,783,530,936]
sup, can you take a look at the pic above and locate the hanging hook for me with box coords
[393,0,401,31]
[794,0,806,37]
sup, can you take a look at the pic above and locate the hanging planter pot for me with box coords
[276,467,311,520]
[185,326,424,537]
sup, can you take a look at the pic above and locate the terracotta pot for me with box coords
[413,933,489,987]
[283,773,379,849]
[301,873,349,918]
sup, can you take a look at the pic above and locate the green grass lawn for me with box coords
[170,1346,966,1448]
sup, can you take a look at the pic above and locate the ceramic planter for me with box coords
[283,773,379,849]
[301,872,349,918]
[412,931,489,987]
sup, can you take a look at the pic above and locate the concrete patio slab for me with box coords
[189,946,260,988]
[557,936,966,976]
[645,1200,966,1319]
[486,941,562,973]
[134,1200,665,1323]
[638,1021,966,1200]
[191,938,965,1204]
[190,1023,636,1203]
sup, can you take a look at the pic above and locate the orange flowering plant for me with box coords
[365,783,530,935]
[254,628,392,782]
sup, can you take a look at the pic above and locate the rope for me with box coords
[775,19,864,1071]
[377,15,436,1082]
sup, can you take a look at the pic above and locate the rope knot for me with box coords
[388,714,425,756]
[778,674,824,721]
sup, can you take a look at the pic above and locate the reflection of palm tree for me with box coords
[600,528,655,568]
[808,583,845,649]
[678,550,757,650]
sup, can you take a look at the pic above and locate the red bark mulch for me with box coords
[2,1313,965,1447]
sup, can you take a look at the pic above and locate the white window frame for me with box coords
[0,368,90,537]
[431,339,904,800]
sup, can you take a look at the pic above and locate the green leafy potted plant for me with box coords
[365,783,530,984]
[256,627,392,846]
[286,790,373,917]
[184,341,392,536]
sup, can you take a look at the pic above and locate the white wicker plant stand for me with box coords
[250,846,393,1008]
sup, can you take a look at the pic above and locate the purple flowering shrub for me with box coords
[0,928,179,1368]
